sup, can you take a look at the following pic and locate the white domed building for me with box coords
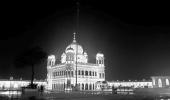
[47,33,105,91]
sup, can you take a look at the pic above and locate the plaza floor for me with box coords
[0,90,170,100]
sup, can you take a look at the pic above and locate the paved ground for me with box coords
[20,91,170,100]
[1,91,170,100]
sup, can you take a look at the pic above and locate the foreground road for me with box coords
[20,91,170,100]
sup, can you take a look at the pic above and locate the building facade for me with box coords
[47,33,105,91]
[151,76,170,88]
[107,81,153,89]
[0,78,46,90]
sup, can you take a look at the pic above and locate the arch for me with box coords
[65,71,68,76]
[82,70,84,75]
[71,71,73,77]
[93,84,95,90]
[78,70,80,75]
[89,71,91,76]
[153,78,155,85]
[64,71,66,76]
[78,83,80,90]
[55,72,58,76]
[158,78,162,88]
[85,71,88,76]
[89,84,92,90]
[82,83,84,90]
[95,72,97,76]
[61,71,63,76]
[166,78,169,86]
[102,73,104,78]
[99,60,101,64]
[99,73,101,78]
[85,83,88,90]
[68,71,70,76]
[66,56,69,61]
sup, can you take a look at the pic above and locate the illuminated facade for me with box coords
[108,80,153,89]
[0,79,46,90]
[47,33,105,91]
[151,76,170,88]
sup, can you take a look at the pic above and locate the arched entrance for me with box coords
[85,83,88,90]
[166,79,169,86]
[158,78,162,88]
[82,83,84,90]
[89,84,92,90]
[67,79,71,88]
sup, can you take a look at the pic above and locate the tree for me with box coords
[14,46,47,88]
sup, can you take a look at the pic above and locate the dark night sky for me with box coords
[1,1,170,81]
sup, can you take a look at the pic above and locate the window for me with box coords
[56,72,57,76]
[61,71,63,76]
[89,84,92,90]
[95,72,97,76]
[78,70,80,75]
[93,84,94,90]
[71,71,73,77]
[89,71,91,76]
[68,71,70,76]
[85,83,88,90]
[82,71,84,75]
[66,71,67,76]
[60,71,61,76]
[85,71,88,76]
[82,83,84,90]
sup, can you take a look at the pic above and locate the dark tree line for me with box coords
[14,46,47,88]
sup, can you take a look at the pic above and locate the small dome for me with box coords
[96,53,104,57]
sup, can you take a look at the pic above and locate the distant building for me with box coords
[107,80,153,88]
[0,78,46,90]
[46,33,105,91]
[0,34,169,91]
[151,76,170,88]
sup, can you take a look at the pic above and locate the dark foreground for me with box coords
[0,91,170,100]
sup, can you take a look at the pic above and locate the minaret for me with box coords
[47,55,56,67]
[96,53,104,66]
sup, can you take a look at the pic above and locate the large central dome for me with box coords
[65,32,83,54]
[65,42,83,54]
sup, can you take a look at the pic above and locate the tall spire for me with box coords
[76,1,79,34]
[73,32,76,43]
[73,1,79,43]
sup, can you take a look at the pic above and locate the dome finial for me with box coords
[73,32,76,43]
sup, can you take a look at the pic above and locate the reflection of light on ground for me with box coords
[0,91,21,98]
